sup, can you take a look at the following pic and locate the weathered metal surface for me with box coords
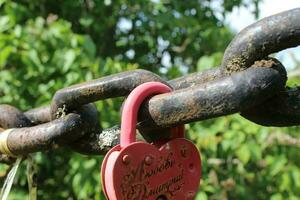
[68,125,120,155]
[139,61,287,143]
[4,104,100,155]
[7,113,83,155]
[24,106,51,125]
[137,66,286,133]
[0,8,299,157]
[66,104,104,155]
[4,61,286,155]
[220,8,300,126]
[4,103,106,155]
[51,69,168,119]
[241,87,300,126]
[0,105,32,160]
[0,104,31,128]
[222,8,300,73]
[102,82,200,199]
[47,62,287,154]
[168,67,223,90]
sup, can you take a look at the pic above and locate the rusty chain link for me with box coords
[0,8,299,158]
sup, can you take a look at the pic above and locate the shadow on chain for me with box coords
[0,8,299,157]
[0,104,101,155]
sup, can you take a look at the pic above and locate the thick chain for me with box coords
[0,8,300,157]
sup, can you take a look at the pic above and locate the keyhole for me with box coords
[156,195,168,200]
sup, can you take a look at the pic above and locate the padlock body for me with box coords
[101,144,121,199]
[103,138,201,200]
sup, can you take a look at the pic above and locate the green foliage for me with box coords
[0,0,299,200]
[189,116,300,199]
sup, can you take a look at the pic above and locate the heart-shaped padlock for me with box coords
[101,82,201,200]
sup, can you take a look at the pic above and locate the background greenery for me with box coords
[0,0,299,199]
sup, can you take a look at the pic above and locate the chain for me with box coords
[0,8,299,158]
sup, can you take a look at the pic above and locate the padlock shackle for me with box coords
[120,82,184,148]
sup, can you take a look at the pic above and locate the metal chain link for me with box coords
[0,8,299,158]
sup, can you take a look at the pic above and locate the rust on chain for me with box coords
[24,106,51,125]
[0,104,31,128]
[137,63,286,132]
[51,69,168,119]
[23,104,118,155]
[222,8,300,74]
[241,87,300,126]
[70,60,287,149]
[168,9,300,92]
[168,67,223,90]
[220,8,300,126]
[0,105,32,163]
[6,113,83,155]
[66,103,104,154]
[0,8,299,156]
[0,104,101,155]
[12,60,286,154]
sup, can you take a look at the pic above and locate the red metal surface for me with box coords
[107,139,201,199]
[120,82,183,147]
[101,82,201,199]
[101,144,121,198]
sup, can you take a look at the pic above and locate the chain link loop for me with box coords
[0,8,299,157]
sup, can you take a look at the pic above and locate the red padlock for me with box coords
[101,82,201,200]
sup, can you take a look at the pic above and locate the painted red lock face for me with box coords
[101,82,201,200]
